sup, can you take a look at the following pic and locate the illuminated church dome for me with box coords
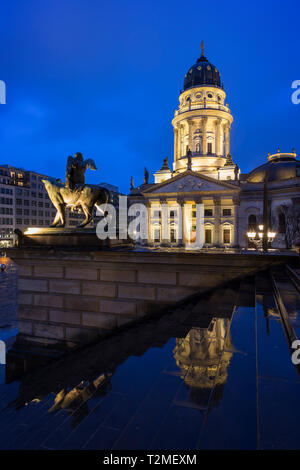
[247,150,300,183]
[183,41,223,91]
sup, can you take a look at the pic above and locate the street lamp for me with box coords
[247,224,276,251]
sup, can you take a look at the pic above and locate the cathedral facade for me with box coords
[129,44,300,250]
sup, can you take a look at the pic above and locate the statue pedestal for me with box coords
[15,227,130,249]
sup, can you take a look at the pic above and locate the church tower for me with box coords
[171,42,235,180]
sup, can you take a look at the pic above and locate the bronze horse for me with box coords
[42,179,110,228]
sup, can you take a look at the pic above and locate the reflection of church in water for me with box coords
[174,319,233,409]
[129,42,300,249]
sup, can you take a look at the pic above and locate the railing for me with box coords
[175,102,230,116]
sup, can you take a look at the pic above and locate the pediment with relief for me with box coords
[143,173,238,194]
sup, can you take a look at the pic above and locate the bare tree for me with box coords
[276,204,300,249]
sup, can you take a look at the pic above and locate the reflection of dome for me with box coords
[174,320,233,390]
[183,43,223,91]
[247,152,300,183]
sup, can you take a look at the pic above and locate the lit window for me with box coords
[205,229,212,244]
[223,209,232,216]
[154,229,160,242]
[204,209,213,217]
[223,229,231,244]
[170,228,176,243]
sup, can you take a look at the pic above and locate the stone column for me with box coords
[215,119,221,156]
[161,198,169,245]
[174,127,178,161]
[195,198,204,249]
[177,199,184,246]
[214,197,221,247]
[232,196,240,247]
[202,118,208,155]
[188,120,194,152]
[179,125,183,159]
[182,202,189,246]
[225,124,230,157]
[147,202,152,245]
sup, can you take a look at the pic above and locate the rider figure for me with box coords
[66,152,86,190]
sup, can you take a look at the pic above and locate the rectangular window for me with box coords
[170,228,176,243]
[205,229,212,244]
[154,229,160,242]
[204,209,213,217]
[207,143,212,154]
[153,210,161,218]
[223,209,232,216]
[223,229,231,244]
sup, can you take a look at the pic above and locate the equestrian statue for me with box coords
[42,152,110,228]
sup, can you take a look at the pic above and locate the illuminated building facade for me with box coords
[129,44,300,250]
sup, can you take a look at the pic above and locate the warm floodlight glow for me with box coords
[268,232,276,238]
[247,232,256,238]
[258,232,263,238]
[258,225,264,231]
[24,227,41,235]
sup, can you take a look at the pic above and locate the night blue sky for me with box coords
[0,0,299,193]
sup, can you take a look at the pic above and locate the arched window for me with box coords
[248,214,257,230]
[278,213,286,234]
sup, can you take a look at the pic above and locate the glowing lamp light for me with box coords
[247,232,256,238]
[24,227,41,235]
[258,225,264,231]
[268,231,276,239]
[258,232,263,238]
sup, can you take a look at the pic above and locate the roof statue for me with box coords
[144,167,149,185]
[160,157,170,171]
[187,149,192,170]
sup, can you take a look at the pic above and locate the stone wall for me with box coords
[7,248,299,349]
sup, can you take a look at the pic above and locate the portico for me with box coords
[132,171,240,248]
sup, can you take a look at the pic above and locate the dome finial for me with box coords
[201,40,204,57]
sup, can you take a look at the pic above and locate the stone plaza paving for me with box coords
[0,263,300,449]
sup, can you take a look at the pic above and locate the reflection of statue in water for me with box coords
[174,318,233,409]
[48,373,112,428]
[42,152,110,228]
